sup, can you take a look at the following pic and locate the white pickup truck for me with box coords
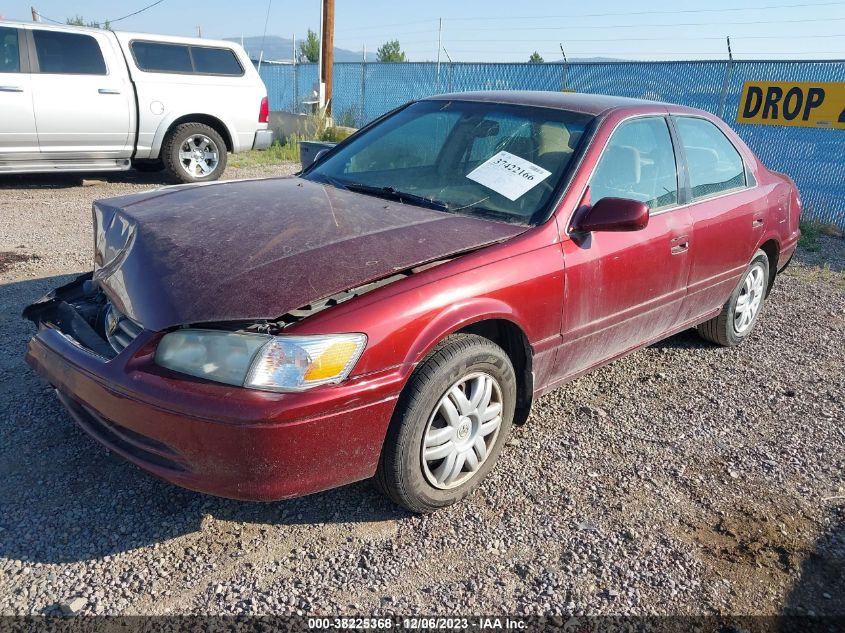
[0,21,272,182]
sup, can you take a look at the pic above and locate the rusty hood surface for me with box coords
[91,177,526,331]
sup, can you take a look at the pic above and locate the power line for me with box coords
[397,50,845,57]
[36,0,166,26]
[393,32,845,47]
[428,15,845,33]
[107,0,166,24]
[258,0,273,69]
[441,0,845,21]
[337,0,845,33]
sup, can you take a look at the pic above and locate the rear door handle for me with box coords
[98,88,121,95]
[0,85,24,92]
[752,218,765,228]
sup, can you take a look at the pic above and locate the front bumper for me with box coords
[252,129,274,151]
[24,283,405,501]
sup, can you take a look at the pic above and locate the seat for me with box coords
[592,145,641,201]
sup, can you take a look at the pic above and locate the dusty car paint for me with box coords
[92,177,527,331]
[24,92,801,501]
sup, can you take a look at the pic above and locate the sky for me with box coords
[2,0,845,62]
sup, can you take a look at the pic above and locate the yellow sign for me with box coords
[736,81,845,129]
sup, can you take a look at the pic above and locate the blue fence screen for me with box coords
[260,60,845,228]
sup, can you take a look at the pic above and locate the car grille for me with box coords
[104,302,144,354]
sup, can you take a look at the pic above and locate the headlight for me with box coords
[154,330,367,392]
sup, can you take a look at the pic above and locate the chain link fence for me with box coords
[260,60,845,228]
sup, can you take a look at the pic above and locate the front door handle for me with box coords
[671,234,689,255]
[0,85,24,92]
[98,88,121,95]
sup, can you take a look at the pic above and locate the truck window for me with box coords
[0,27,21,73]
[131,41,193,73]
[190,46,243,76]
[130,41,243,76]
[32,30,107,75]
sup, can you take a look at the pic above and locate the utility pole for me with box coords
[196,25,202,38]
[320,0,335,116]
[31,6,41,22]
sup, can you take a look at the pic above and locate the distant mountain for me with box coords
[226,35,376,62]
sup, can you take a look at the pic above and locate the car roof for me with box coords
[424,90,691,117]
[0,19,236,48]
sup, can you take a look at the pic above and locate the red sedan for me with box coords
[24,92,801,513]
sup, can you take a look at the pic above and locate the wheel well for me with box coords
[760,239,780,296]
[458,319,534,425]
[166,114,233,152]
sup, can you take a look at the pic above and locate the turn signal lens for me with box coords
[246,333,367,391]
[303,340,362,381]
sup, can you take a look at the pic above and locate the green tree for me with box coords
[299,28,320,63]
[528,51,544,63]
[66,15,111,29]
[377,40,406,62]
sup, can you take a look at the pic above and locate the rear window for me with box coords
[33,30,107,75]
[130,41,243,76]
[191,46,243,75]
[131,41,192,73]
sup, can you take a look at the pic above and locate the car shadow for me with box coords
[779,508,845,628]
[794,237,845,273]
[0,169,176,190]
[648,327,712,351]
[0,273,409,566]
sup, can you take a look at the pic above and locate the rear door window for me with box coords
[674,117,746,200]
[33,30,107,75]
[131,41,193,73]
[0,27,21,73]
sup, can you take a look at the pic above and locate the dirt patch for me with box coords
[0,251,40,274]
[674,492,823,613]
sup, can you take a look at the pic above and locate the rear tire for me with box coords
[161,123,227,184]
[375,334,516,513]
[697,249,770,347]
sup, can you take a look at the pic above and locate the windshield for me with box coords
[303,100,594,225]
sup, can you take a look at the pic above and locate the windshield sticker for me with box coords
[466,151,552,201]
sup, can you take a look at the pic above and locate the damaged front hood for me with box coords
[92,177,526,331]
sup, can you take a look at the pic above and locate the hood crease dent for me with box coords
[91,177,526,331]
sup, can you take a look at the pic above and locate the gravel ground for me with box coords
[0,166,842,617]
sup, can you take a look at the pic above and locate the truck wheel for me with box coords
[375,334,516,513]
[161,123,227,184]
[697,249,770,347]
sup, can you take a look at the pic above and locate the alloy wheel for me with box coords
[178,134,220,178]
[734,262,766,334]
[421,372,503,490]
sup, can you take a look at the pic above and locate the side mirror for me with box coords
[575,197,650,233]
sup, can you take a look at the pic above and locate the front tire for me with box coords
[375,334,516,513]
[161,123,227,184]
[697,249,770,347]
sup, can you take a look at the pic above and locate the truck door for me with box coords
[27,28,132,158]
[0,26,38,160]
